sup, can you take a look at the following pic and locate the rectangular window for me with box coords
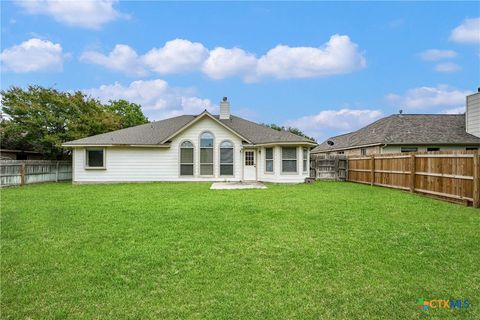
[265,148,273,173]
[282,147,297,173]
[427,147,440,152]
[220,147,234,176]
[360,148,367,156]
[466,147,478,151]
[85,148,104,168]
[302,148,308,172]
[200,132,214,175]
[401,147,418,153]
[180,145,194,176]
[200,148,213,175]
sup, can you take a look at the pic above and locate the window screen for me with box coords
[86,149,104,167]
[265,148,273,173]
[220,140,234,176]
[200,132,214,175]
[302,148,308,172]
[282,147,297,173]
[180,141,194,176]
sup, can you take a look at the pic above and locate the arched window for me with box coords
[180,140,194,176]
[200,132,214,175]
[220,140,234,176]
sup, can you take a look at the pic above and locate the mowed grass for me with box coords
[1,182,479,320]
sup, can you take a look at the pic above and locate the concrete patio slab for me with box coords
[210,181,267,190]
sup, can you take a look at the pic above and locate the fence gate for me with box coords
[310,154,347,180]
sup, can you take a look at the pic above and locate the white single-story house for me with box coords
[63,98,317,184]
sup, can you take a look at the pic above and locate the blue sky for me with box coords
[1,1,479,141]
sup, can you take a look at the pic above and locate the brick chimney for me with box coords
[219,97,230,120]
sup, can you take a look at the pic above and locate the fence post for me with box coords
[370,154,375,186]
[410,154,416,193]
[55,161,59,182]
[345,157,349,181]
[473,152,479,208]
[20,161,26,185]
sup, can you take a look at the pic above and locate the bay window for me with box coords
[282,147,297,173]
[265,147,273,173]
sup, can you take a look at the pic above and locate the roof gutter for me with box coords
[61,144,171,148]
[254,141,317,147]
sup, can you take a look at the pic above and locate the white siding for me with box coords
[257,146,310,183]
[73,117,243,183]
[467,93,480,138]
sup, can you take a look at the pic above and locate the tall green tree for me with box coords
[107,99,148,129]
[262,123,316,142]
[0,86,148,159]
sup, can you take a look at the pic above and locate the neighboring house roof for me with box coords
[312,114,480,153]
[63,111,316,147]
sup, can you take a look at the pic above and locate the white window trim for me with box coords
[281,147,298,174]
[219,140,234,177]
[199,131,215,177]
[85,147,106,170]
[264,147,274,174]
[179,140,195,177]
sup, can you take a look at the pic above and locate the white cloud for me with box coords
[82,79,216,120]
[419,49,457,61]
[434,62,461,73]
[142,39,208,74]
[80,44,146,76]
[440,106,465,114]
[386,85,472,110]
[15,0,126,29]
[285,108,383,141]
[450,17,480,43]
[0,38,66,73]
[388,19,404,28]
[258,35,366,79]
[80,35,366,81]
[202,47,258,81]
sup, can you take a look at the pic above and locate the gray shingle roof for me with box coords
[63,113,315,146]
[219,115,314,144]
[312,114,480,153]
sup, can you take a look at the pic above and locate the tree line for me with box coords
[0,86,148,159]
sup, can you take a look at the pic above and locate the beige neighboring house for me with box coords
[312,91,480,156]
[63,98,317,184]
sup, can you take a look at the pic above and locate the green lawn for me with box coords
[1,182,479,319]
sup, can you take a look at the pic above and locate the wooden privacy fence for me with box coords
[0,160,72,187]
[347,151,480,207]
[310,154,347,180]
